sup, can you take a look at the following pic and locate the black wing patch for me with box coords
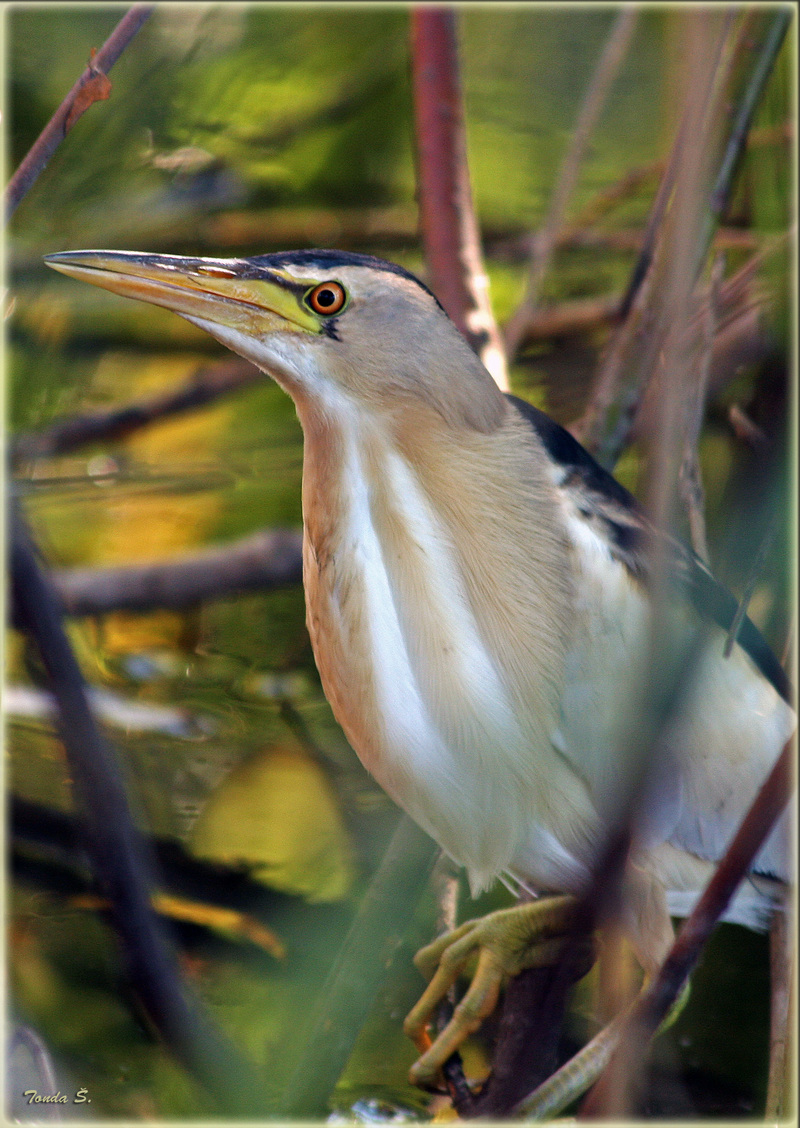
[507,395,792,704]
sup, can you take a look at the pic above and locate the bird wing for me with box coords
[507,394,790,702]
[507,395,794,880]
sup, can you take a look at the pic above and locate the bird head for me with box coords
[44,249,506,433]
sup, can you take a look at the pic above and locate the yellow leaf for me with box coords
[189,741,355,902]
[69,892,286,959]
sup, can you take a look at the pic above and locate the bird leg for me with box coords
[404,894,592,1087]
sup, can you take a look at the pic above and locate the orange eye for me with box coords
[306,281,346,316]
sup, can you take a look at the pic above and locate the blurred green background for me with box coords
[6,4,792,1120]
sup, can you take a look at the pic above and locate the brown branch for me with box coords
[505,294,622,346]
[510,273,768,361]
[580,233,776,468]
[765,902,793,1118]
[570,249,660,455]
[579,736,792,1118]
[9,503,268,1113]
[52,528,303,617]
[12,358,262,465]
[470,910,597,1118]
[572,113,689,450]
[679,253,725,563]
[410,8,508,390]
[574,13,740,454]
[612,6,743,318]
[5,6,154,222]
[617,236,787,457]
[503,9,638,359]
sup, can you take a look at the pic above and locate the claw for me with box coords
[408,947,503,1085]
[405,895,587,1087]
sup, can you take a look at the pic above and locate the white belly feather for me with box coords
[304,415,595,894]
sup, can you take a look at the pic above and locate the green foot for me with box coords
[404,895,591,1087]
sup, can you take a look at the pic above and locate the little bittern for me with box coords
[46,248,794,1097]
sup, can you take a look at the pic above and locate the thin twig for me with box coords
[572,252,659,458]
[502,293,622,348]
[704,11,789,240]
[12,358,262,465]
[571,197,665,450]
[579,736,792,1118]
[503,9,638,359]
[51,528,303,616]
[574,12,737,452]
[615,108,690,327]
[5,6,154,221]
[411,8,508,389]
[598,234,788,463]
[765,900,792,1118]
[679,252,726,563]
[697,8,793,270]
[9,503,268,1114]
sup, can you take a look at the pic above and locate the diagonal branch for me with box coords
[579,735,792,1118]
[51,527,304,617]
[12,357,262,465]
[5,5,154,221]
[678,252,725,563]
[574,10,742,455]
[695,8,793,275]
[9,503,269,1114]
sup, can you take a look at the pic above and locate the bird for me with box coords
[45,247,795,1099]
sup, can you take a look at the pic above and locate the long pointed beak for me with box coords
[43,250,320,336]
